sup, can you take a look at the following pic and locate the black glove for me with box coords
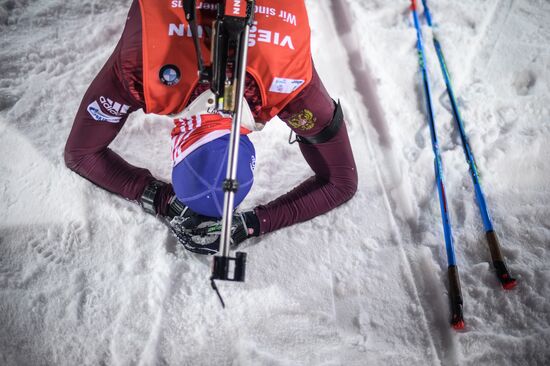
[168,207,222,255]
[140,181,260,255]
[169,206,259,255]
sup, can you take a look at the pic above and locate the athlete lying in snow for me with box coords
[64,0,358,254]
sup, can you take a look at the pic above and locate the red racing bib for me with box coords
[138,0,313,121]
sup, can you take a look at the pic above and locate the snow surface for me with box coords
[1,0,550,365]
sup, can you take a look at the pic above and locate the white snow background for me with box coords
[1,0,549,365]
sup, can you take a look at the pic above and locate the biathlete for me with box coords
[64,0,358,254]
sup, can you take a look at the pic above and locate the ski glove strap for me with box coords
[295,100,343,145]
[166,195,186,218]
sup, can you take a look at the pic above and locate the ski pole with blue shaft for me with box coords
[421,0,517,290]
[410,0,464,330]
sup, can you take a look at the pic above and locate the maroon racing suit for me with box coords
[64,1,357,235]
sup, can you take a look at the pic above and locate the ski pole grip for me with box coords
[448,265,465,330]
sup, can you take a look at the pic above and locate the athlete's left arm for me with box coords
[252,69,358,235]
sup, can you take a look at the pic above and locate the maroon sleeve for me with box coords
[254,68,358,234]
[64,0,157,203]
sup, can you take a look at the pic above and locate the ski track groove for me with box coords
[327,1,443,364]
[458,0,501,88]
[478,0,515,78]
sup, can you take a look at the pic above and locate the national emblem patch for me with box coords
[288,109,316,131]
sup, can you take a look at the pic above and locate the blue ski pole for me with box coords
[421,0,517,290]
[410,0,464,330]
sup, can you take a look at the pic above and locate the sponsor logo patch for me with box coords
[288,109,316,131]
[269,77,304,94]
[87,96,129,123]
[99,96,129,116]
[159,64,181,86]
[168,23,296,51]
[87,101,123,123]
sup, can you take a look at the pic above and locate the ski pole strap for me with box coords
[183,0,196,21]
[295,100,343,145]
[183,0,209,82]
[210,277,226,308]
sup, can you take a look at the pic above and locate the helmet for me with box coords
[172,133,255,218]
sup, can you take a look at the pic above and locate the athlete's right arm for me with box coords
[64,0,173,215]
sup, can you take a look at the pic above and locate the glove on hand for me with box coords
[169,207,254,256]
[140,180,255,255]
